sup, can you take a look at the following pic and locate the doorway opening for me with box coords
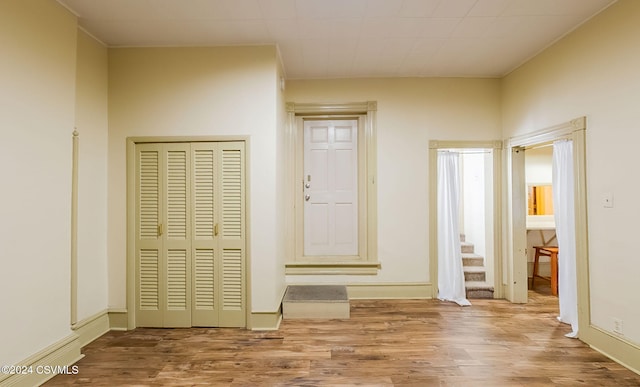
[524,145,557,298]
[429,141,503,300]
[505,117,589,336]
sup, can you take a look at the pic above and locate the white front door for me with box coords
[303,120,359,256]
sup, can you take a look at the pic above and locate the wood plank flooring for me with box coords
[46,288,640,386]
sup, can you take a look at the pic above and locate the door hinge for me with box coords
[214,223,219,236]
[157,224,163,237]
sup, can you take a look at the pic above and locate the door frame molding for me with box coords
[125,136,251,329]
[284,102,380,275]
[504,117,587,306]
[428,140,503,299]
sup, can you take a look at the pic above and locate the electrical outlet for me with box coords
[613,318,623,335]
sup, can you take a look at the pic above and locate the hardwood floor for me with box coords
[46,288,640,386]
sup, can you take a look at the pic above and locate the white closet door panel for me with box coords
[136,144,164,327]
[194,249,215,309]
[217,142,246,327]
[166,249,188,310]
[139,150,160,240]
[166,150,188,239]
[163,143,191,327]
[139,249,160,310]
[191,143,218,326]
[193,147,215,239]
[222,249,243,310]
[220,146,243,239]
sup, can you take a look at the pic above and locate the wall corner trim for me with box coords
[108,309,129,331]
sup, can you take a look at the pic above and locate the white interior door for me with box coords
[304,120,358,256]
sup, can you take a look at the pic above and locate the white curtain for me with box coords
[552,140,578,338]
[437,151,471,306]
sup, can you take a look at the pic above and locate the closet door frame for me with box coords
[126,136,250,330]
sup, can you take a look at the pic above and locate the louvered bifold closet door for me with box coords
[136,141,244,328]
[163,143,192,327]
[217,142,246,327]
[136,143,192,328]
[191,143,218,326]
[136,144,163,327]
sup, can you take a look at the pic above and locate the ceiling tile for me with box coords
[467,0,511,17]
[398,0,442,18]
[258,0,296,19]
[500,0,612,16]
[420,18,461,38]
[451,17,496,38]
[265,19,299,40]
[410,38,446,58]
[432,0,477,18]
[220,0,263,19]
[59,0,617,78]
[361,18,425,38]
[295,0,366,19]
[364,0,404,18]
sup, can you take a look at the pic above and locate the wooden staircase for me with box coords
[461,235,494,299]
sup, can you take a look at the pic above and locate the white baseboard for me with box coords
[347,282,432,299]
[586,325,640,375]
[250,311,283,331]
[0,334,82,387]
[107,309,128,331]
[72,310,110,348]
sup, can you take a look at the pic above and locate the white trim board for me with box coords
[0,335,82,387]
[72,309,110,348]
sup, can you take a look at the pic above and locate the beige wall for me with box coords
[503,0,640,346]
[525,146,553,185]
[107,46,283,313]
[0,0,77,366]
[285,78,501,284]
[274,52,288,304]
[75,30,110,321]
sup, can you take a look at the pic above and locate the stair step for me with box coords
[464,267,486,282]
[283,285,350,320]
[461,241,474,254]
[462,253,484,267]
[465,281,494,299]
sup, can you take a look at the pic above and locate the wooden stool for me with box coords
[531,246,559,296]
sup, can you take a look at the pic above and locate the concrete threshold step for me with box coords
[283,285,350,320]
